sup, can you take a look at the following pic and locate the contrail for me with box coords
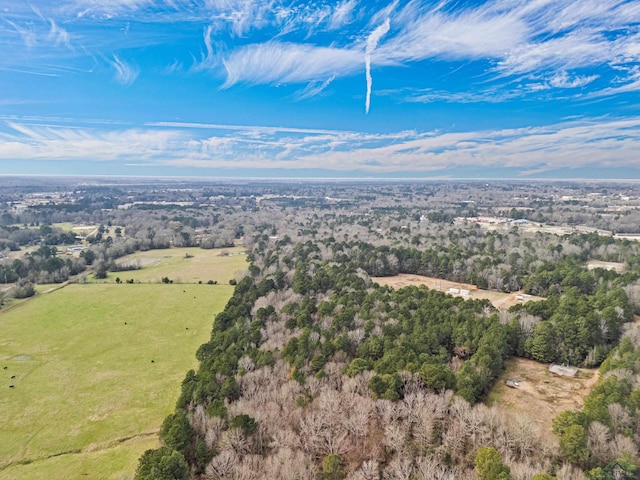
[365,18,390,114]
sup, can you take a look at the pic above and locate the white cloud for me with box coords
[0,67,59,77]
[378,1,529,62]
[204,0,278,37]
[526,0,640,36]
[405,88,525,104]
[107,55,139,85]
[329,0,358,29]
[365,19,391,114]
[222,42,364,87]
[0,122,182,161]
[200,24,216,67]
[589,66,640,97]
[145,121,348,135]
[2,117,640,174]
[496,31,612,76]
[296,75,336,100]
[70,0,154,18]
[369,0,399,27]
[48,19,72,49]
[278,118,640,172]
[6,20,37,49]
[205,0,640,105]
[3,0,640,109]
[548,71,598,88]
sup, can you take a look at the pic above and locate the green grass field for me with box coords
[52,222,76,232]
[95,246,247,285]
[0,282,234,479]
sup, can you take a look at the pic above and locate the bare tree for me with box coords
[299,410,346,458]
[587,421,611,463]
[262,447,317,480]
[414,456,457,480]
[190,404,209,436]
[269,428,299,451]
[413,405,435,449]
[506,413,538,460]
[382,456,414,480]
[608,403,632,433]
[611,433,638,459]
[205,416,226,449]
[343,393,374,439]
[205,449,239,479]
[348,460,380,480]
[438,420,467,464]
[384,422,410,456]
[220,428,251,455]
[237,355,255,373]
[556,463,587,480]
[229,454,262,480]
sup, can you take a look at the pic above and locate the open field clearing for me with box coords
[0,436,158,480]
[0,282,233,479]
[95,246,247,284]
[372,274,544,309]
[586,259,626,272]
[614,233,640,241]
[71,224,98,238]
[6,247,38,260]
[487,358,599,444]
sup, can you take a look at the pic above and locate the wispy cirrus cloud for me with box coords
[221,42,364,87]
[548,71,598,89]
[403,87,528,104]
[2,116,640,175]
[0,121,182,161]
[106,55,138,85]
[205,0,278,37]
[2,0,640,115]
[69,0,156,18]
[329,0,358,29]
[378,0,528,61]
[30,6,74,49]
[589,66,640,98]
[296,75,336,100]
[47,19,72,49]
[495,31,612,76]
[402,70,599,104]
[202,0,640,107]
[5,20,37,49]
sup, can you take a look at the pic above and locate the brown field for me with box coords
[72,224,98,235]
[487,358,599,443]
[587,260,626,273]
[372,274,544,309]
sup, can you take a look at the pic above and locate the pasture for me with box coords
[96,246,247,284]
[0,282,234,479]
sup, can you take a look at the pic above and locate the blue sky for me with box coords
[1,0,639,179]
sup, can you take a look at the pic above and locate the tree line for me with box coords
[136,229,639,479]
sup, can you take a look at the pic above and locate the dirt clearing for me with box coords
[372,274,543,309]
[586,260,625,272]
[487,358,599,443]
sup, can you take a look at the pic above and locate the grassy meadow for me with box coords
[95,246,247,285]
[0,246,246,479]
